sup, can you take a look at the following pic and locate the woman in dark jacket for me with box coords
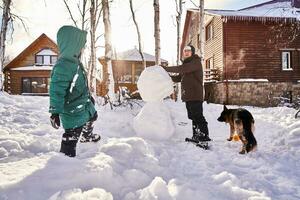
[164,45,211,142]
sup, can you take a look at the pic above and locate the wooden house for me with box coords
[182,0,300,82]
[182,0,300,106]
[97,48,168,96]
[3,34,58,95]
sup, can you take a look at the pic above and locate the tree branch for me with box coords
[63,0,78,28]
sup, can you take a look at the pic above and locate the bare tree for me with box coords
[175,0,183,65]
[198,0,204,61]
[63,0,88,30]
[88,0,102,95]
[102,0,116,101]
[173,0,184,101]
[153,0,161,65]
[0,0,12,91]
[129,0,146,68]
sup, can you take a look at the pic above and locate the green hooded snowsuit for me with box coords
[49,26,96,129]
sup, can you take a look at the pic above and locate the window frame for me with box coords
[205,57,214,70]
[205,21,213,41]
[281,51,293,71]
[35,49,58,66]
[21,77,50,94]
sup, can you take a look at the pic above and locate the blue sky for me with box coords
[4,0,270,64]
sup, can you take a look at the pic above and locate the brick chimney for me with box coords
[292,0,300,8]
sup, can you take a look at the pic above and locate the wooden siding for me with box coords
[8,70,51,94]
[223,20,300,82]
[204,16,223,73]
[181,12,224,76]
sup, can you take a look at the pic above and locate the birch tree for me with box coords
[175,0,183,65]
[102,0,115,101]
[89,0,102,95]
[198,0,205,61]
[153,0,161,65]
[129,0,146,68]
[0,0,11,91]
[173,0,184,101]
[63,0,88,30]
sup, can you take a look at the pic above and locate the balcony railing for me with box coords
[204,68,219,82]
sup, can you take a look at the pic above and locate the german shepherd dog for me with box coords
[217,105,257,154]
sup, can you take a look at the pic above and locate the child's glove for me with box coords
[50,114,60,129]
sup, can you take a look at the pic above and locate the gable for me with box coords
[4,34,58,70]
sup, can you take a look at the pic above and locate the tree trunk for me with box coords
[198,0,205,61]
[102,0,115,101]
[175,0,182,66]
[89,0,97,95]
[129,0,146,68]
[81,0,88,30]
[0,0,12,91]
[174,0,183,101]
[153,0,161,65]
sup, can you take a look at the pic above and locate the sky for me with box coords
[4,0,270,65]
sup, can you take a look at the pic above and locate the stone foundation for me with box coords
[204,81,300,107]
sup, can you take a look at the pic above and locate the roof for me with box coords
[4,33,58,70]
[100,48,168,63]
[189,0,300,22]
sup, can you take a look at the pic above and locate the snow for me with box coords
[226,79,269,82]
[49,188,113,200]
[0,92,300,200]
[204,1,300,21]
[10,65,53,71]
[133,66,175,141]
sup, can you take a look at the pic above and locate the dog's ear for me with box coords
[223,104,228,111]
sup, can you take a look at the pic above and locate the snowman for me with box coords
[133,65,175,140]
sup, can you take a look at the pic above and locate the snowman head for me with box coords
[137,65,173,102]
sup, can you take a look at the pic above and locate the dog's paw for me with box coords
[239,149,246,154]
[246,144,257,153]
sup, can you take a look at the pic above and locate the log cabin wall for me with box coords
[8,70,51,94]
[223,20,300,82]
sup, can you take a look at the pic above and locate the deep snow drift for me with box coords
[0,92,300,200]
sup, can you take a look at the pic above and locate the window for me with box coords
[114,63,132,83]
[35,49,58,66]
[205,57,214,70]
[51,55,58,64]
[282,51,292,70]
[36,55,43,65]
[22,77,49,94]
[205,22,213,41]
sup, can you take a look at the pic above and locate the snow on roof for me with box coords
[226,79,269,82]
[10,65,53,71]
[102,48,168,62]
[192,0,300,22]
